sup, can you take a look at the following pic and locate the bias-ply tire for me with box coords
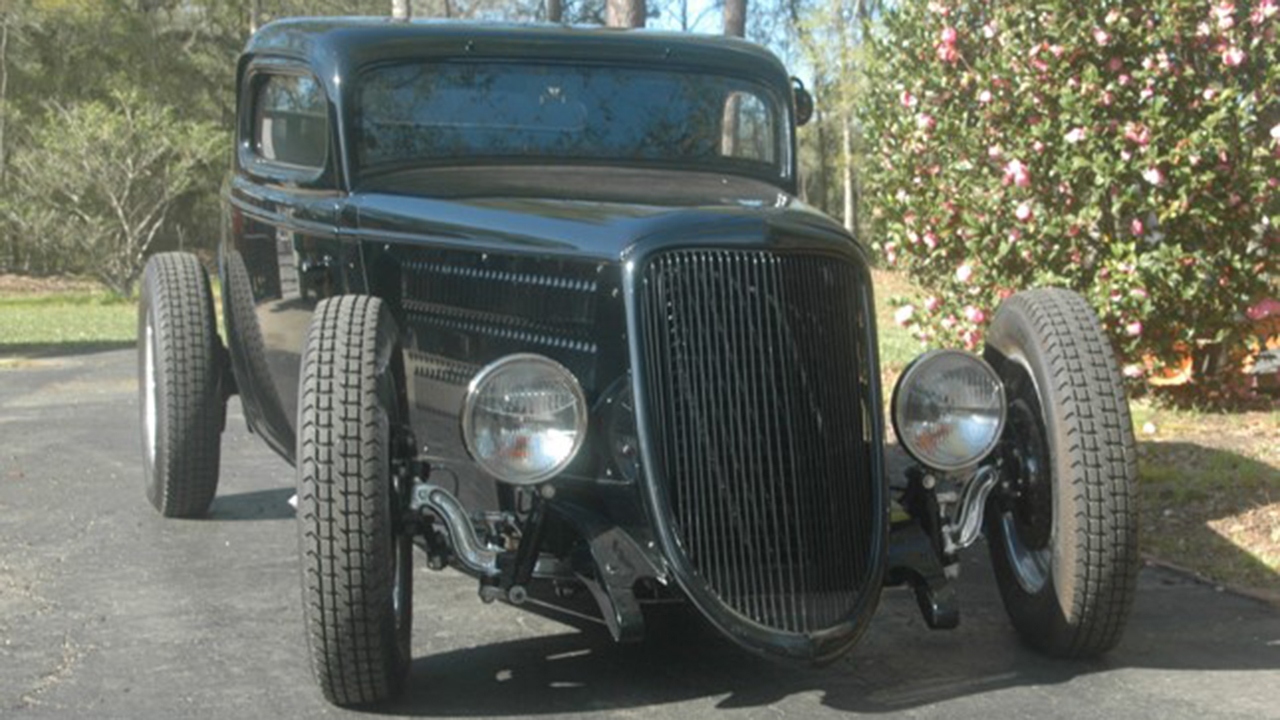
[983,288,1139,658]
[138,252,224,518]
[297,295,412,706]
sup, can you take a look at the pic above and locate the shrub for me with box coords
[858,0,1278,394]
[5,90,223,296]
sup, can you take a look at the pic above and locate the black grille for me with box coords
[638,249,878,633]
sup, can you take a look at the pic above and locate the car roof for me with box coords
[245,18,791,87]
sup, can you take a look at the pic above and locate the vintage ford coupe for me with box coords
[138,19,1139,706]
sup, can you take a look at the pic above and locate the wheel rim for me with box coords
[998,365,1053,595]
[143,315,158,467]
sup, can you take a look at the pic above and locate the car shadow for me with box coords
[207,487,296,521]
[1138,441,1280,597]
[373,561,1279,717]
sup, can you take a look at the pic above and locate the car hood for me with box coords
[350,166,858,263]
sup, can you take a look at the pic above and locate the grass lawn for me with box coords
[0,291,137,357]
[1,270,1276,598]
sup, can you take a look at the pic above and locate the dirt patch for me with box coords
[0,274,103,296]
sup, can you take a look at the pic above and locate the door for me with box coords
[223,62,357,463]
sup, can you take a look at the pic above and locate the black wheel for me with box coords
[138,252,224,518]
[297,295,412,706]
[983,288,1139,657]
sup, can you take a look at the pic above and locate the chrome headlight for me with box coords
[892,350,1006,472]
[462,354,588,485]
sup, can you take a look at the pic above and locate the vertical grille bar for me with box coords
[639,249,876,634]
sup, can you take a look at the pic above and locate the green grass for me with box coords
[872,268,925,375]
[0,292,138,352]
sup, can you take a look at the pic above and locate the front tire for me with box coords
[983,288,1139,657]
[138,252,224,518]
[297,296,412,706]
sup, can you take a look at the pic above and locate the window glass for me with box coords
[254,74,328,169]
[356,63,784,180]
[721,91,776,163]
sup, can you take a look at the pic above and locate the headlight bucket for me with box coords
[462,353,588,485]
[892,349,1006,473]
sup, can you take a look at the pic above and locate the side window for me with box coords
[254,74,328,169]
[720,91,776,164]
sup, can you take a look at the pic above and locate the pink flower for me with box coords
[1122,364,1144,379]
[1125,320,1143,337]
[927,1,950,15]
[917,113,937,131]
[1008,228,1022,244]
[1140,86,1155,101]
[1033,141,1045,154]
[1130,288,1149,300]
[1143,167,1165,186]
[894,304,916,327]
[1101,91,1114,107]
[1222,46,1246,66]
[962,329,982,350]
[1093,28,1111,46]
[1203,87,1218,101]
[1049,44,1065,58]
[1108,57,1124,72]
[988,144,1003,160]
[937,44,959,64]
[1124,122,1151,145]
[982,22,998,39]
[1196,21,1212,37]
[923,231,939,250]
[901,91,918,108]
[1252,0,1277,25]
[978,89,993,104]
[924,296,942,313]
[1015,201,1034,222]
[964,305,986,323]
[1271,123,1280,141]
[1065,127,1087,143]
[1002,159,1031,187]
[1121,149,1133,161]
[1118,73,1132,86]
[1131,218,1145,236]
[940,26,958,45]
[955,264,973,283]
[941,315,958,329]
[1105,8,1123,25]
[1214,2,1236,30]
[1246,298,1280,321]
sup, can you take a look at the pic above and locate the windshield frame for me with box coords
[350,58,795,189]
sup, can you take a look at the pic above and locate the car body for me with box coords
[138,18,1139,706]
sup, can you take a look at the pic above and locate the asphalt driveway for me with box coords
[1,349,1277,719]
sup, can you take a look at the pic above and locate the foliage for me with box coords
[6,90,222,295]
[858,0,1278,393]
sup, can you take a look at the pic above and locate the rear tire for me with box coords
[297,296,412,706]
[138,252,224,518]
[983,288,1139,657]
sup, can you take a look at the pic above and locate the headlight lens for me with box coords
[893,350,1006,472]
[462,354,588,485]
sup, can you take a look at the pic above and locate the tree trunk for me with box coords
[813,105,829,214]
[249,0,262,34]
[841,112,855,233]
[392,0,411,20]
[547,0,563,22]
[0,13,11,270]
[723,0,746,37]
[606,0,645,28]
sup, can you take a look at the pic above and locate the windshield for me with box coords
[355,62,787,182]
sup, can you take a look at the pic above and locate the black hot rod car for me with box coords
[138,19,1139,707]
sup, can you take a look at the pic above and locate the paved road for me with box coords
[1,349,1278,719]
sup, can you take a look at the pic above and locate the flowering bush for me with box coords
[859,0,1278,393]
